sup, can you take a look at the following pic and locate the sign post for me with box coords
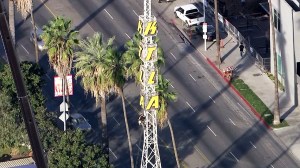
[203,22,208,51]
[54,75,73,131]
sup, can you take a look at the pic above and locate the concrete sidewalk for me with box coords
[154,0,300,163]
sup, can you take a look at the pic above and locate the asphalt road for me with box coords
[4,0,300,167]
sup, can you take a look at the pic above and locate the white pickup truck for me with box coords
[174,4,204,27]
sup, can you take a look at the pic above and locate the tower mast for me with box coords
[138,0,161,167]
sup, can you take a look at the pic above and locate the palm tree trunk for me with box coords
[214,0,221,65]
[120,88,134,168]
[30,2,39,63]
[269,1,280,125]
[168,119,180,168]
[9,0,15,45]
[100,94,109,156]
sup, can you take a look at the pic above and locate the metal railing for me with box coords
[206,3,270,72]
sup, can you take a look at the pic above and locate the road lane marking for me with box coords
[113,116,120,126]
[186,101,195,112]
[39,0,56,17]
[270,164,275,168]
[166,79,174,88]
[170,52,176,60]
[133,10,138,17]
[135,144,142,152]
[230,152,239,162]
[193,145,211,164]
[249,141,257,148]
[209,96,215,103]
[125,33,131,39]
[237,102,254,119]
[104,9,114,19]
[21,45,29,54]
[229,118,236,126]
[207,125,217,136]
[189,74,196,81]
[109,148,118,159]
[87,23,95,32]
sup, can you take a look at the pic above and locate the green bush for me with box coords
[231,78,288,128]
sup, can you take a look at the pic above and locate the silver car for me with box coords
[30,28,45,51]
[68,113,92,131]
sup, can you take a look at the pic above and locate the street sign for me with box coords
[203,34,207,39]
[203,22,207,33]
[54,75,73,97]
[60,101,69,112]
[59,112,69,122]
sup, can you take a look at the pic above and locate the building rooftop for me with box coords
[0,157,36,168]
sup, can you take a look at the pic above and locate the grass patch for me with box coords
[231,78,288,128]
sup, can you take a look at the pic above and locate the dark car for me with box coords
[195,24,216,41]
[67,113,92,131]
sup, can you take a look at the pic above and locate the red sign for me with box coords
[54,75,73,97]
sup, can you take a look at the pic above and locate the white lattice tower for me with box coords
[138,0,161,167]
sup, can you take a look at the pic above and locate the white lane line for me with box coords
[133,10,138,17]
[87,23,95,32]
[230,152,239,162]
[125,33,131,39]
[209,96,215,103]
[270,164,275,168]
[166,79,174,88]
[237,102,253,119]
[21,45,29,54]
[45,74,51,80]
[229,118,236,126]
[189,74,196,81]
[207,125,217,136]
[104,9,114,19]
[113,117,120,126]
[186,101,196,112]
[249,141,257,149]
[170,52,177,60]
[135,144,142,152]
[109,148,118,159]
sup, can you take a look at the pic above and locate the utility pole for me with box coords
[214,0,221,65]
[138,0,161,167]
[0,1,47,167]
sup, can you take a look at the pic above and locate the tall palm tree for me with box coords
[269,1,280,125]
[41,16,79,101]
[14,0,39,63]
[74,33,115,157]
[214,0,221,65]
[8,0,32,46]
[123,32,164,82]
[103,49,134,168]
[156,74,180,168]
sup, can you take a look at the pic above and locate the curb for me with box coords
[170,20,272,130]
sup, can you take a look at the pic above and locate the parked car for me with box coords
[174,4,204,27]
[68,113,92,131]
[29,28,45,51]
[195,24,216,41]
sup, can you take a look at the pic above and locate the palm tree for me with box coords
[268,1,280,125]
[14,0,39,63]
[214,0,221,65]
[123,32,165,82]
[156,74,180,168]
[41,16,79,99]
[74,33,115,157]
[103,49,134,168]
[8,0,32,46]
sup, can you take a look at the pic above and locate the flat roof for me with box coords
[0,157,36,168]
